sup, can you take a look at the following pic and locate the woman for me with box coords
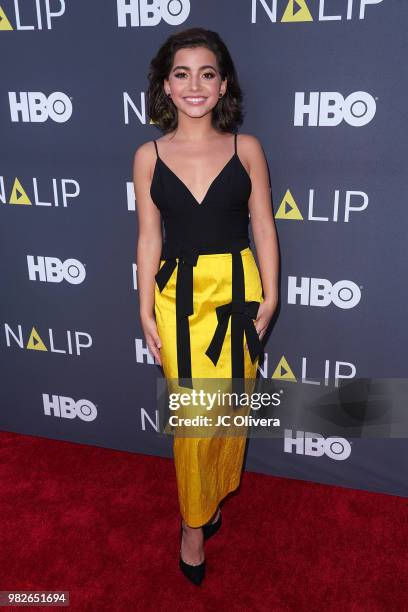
[133,27,279,585]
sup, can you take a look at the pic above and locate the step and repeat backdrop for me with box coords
[1,1,407,497]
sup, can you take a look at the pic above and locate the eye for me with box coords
[202,71,216,79]
[174,71,188,78]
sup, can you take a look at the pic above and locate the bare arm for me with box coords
[133,141,163,364]
[243,134,279,339]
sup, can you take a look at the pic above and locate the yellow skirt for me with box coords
[154,246,264,527]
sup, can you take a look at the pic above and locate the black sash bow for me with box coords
[205,299,263,371]
[154,246,262,390]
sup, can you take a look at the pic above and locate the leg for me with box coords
[180,519,205,566]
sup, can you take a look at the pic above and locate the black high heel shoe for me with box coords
[179,521,206,586]
[203,508,222,541]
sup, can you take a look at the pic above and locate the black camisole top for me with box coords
[150,132,252,259]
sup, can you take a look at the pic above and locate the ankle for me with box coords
[181,520,204,538]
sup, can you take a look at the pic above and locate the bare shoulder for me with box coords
[237,133,264,155]
[133,139,157,172]
[236,133,266,175]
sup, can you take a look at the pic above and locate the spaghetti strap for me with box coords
[153,140,159,159]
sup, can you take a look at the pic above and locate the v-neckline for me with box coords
[158,152,237,207]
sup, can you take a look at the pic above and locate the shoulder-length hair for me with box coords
[147,27,244,134]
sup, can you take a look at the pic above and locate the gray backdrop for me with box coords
[1,0,407,497]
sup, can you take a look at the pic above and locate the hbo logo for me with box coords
[43,394,97,422]
[284,429,351,461]
[294,91,376,127]
[9,92,72,123]
[117,0,190,27]
[288,276,361,309]
[27,256,86,285]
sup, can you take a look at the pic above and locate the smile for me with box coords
[183,97,207,105]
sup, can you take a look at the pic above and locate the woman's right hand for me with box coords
[141,314,162,366]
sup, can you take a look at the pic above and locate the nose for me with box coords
[189,73,201,91]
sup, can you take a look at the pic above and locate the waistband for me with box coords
[160,237,250,262]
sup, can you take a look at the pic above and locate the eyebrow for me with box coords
[171,65,218,72]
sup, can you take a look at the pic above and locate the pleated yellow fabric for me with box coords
[154,246,264,527]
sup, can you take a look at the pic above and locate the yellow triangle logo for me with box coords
[282,0,313,22]
[272,356,297,381]
[10,178,31,205]
[27,327,48,351]
[275,189,303,219]
[0,6,13,30]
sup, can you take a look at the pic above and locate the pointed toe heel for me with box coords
[179,521,206,585]
[179,555,206,585]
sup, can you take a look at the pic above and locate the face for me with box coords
[164,46,227,118]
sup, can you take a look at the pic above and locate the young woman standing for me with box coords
[133,27,279,586]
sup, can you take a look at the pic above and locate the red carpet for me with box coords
[0,430,407,611]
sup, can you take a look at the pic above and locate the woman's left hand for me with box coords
[253,296,278,341]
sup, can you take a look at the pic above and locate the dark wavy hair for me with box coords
[147,27,244,134]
